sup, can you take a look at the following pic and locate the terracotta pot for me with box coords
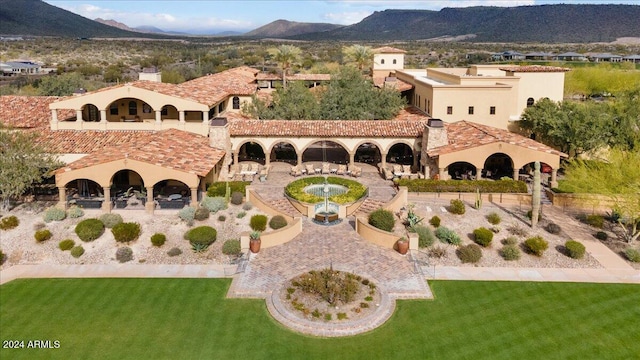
[397,240,409,255]
[249,238,261,253]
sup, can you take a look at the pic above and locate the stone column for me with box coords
[550,169,558,188]
[76,109,83,122]
[381,152,387,169]
[202,111,208,123]
[513,168,520,181]
[297,153,303,166]
[145,186,154,214]
[233,151,239,165]
[51,109,58,122]
[155,110,162,123]
[476,167,482,180]
[57,187,67,210]
[190,187,198,208]
[100,110,107,123]
[349,152,355,168]
[102,187,112,213]
[179,111,185,123]
[438,167,446,180]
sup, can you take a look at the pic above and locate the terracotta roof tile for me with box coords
[229,107,428,138]
[54,129,224,176]
[0,96,72,129]
[373,46,406,54]
[256,73,331,81]
[427,121,568,157]
[372,76,413,91]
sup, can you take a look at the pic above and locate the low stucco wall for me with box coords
[346,195,368,216]
[408,191,531,206]
[240,217,303,250]
[547,190,619,213]
[247,188,295,223]
[384,186,408,212]
[355,216,401,250]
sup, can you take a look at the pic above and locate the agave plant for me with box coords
[191,242,209,253]
[250,230,261,240]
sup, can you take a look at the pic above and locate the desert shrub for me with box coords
[207,181,251,197]
[99,213,123,228]
[435,226,461,245]
[185,226,217,246]
[429,215,441,228]
[242,202,253,211]
[111,222,141,243]
[222,239,241,255]
[595,231,608,240]
[294,268,361,305]
[368,208,395,232]
[526,209,542,220]
[269,215,288,230]
[67,206,84,219]
[178,206,196,222]
[506,223,528,237]
[415,225,436,248]
[500,245,521,260]
[70,246,84,258]
[487,212,501,225]
[457,244,482,263]
[230,191,244,205]
[194,207,210,221]
[0,215,19,230]
[115,246,133,263]
[473,227,494,247]
[75,218,105,242]
[200,196,227,213]
[250,214,268,231]
[565,240,586,259]
[624,248,640,262]
[524,236,549,256]
[428,246,447,258]
[236,211,247,219]
[43,207,66,223]
[150,233,166,247]
[545,222,562,234]
[167,247,182,257]
[34,229,52,242]
[501,236,519,245]
[218,215,227,221]
[58,239,75,251]
[449,199,466,215]
[585,214,604,229]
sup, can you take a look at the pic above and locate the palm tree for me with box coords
[269,45,301,89]
[343,45,373,73]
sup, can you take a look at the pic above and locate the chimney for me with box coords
[139,67,162,82]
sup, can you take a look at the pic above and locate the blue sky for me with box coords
[45,0,640,34]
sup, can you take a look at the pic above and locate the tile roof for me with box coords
[0,96,72,129]
[256,73,331,81]
[33,129,156,154]
[54,129,224,177]
[372,75,413,92]
[427,121,568,158]
[373,47,406,54]
[229,107,428,138]
[499,65,571,73]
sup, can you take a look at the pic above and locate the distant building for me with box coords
[623,55,640,63]
[524,52,554,61]
[553,52,587,61]
[0,61,42,75]
[587,53,623,63]
[491,51,525,61]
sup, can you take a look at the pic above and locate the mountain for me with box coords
[0,0,156,38]
[295,4,640,43]
[95,18,139,32]
[245,19,342,38]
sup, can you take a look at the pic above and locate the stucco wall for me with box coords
[355,216,401,250]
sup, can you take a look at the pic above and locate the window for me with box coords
[447,106,453,115]
[109,104,118,115]
[490,106,496,115]
[418,95,421,108]
[526,97,535,107]
[218,102,224,112]
[232,96,240,110]
[392,59,397,64]
[468,106,474,115]
[381,59,385,64]
[128,101,137,116]
[161,106,168,116]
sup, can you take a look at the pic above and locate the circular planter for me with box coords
[249,238,261,253]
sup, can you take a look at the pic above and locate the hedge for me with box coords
[397,179,527,193]
[207,181,251,197]
[75,219,105,242]
[285,177,367,205]
[184,226,217,246]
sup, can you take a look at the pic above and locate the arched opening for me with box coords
[238,141,266,165]
[302,140,349,164]
[111,169,145,209]
[521,162,553,182]
[108,98,153,122]
[386,143,413,166]
[161,105,178,120]
[483,153,514,179]
[153,179,190,209]
[447,161,477,180]
[232,96,240,109]
[355,143,382,165]
[270,142,298,165]
[526,97,535,107]
[65,179,104,209]
[83,104,99,122]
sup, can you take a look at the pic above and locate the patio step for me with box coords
[353,198,387,218]
[268,198,302,218]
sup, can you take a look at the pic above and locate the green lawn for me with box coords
[1,279,638,359]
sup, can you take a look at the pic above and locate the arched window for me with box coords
[218,102,224,112]
[392,59,397,64]
[526,97,535,107]
[381,59,385,65]
[109,103,118,115]
[232,96,240,109]
[128,101,137,116]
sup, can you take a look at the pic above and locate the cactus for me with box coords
[224,181,230,205]
[474,188,482,209]
[531,161,541,227]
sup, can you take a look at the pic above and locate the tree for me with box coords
[562,149,640,243]
[269,45,301,89]
[38,72,87,96]
[343,45,372,73]
[244,82,320,120]
[608,87,640,151]
[0,127,61,210]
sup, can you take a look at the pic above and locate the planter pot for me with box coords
[249,238,261,253]
[396,240,409,255]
